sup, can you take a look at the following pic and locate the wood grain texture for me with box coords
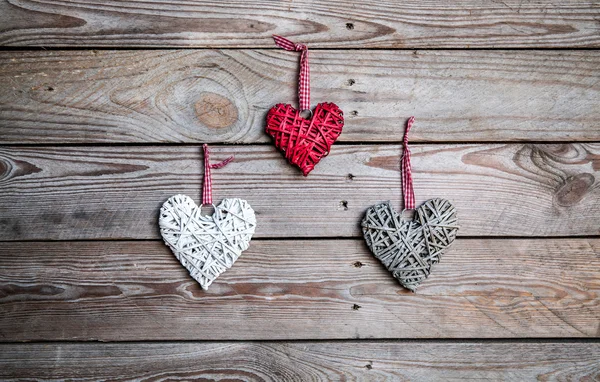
[1,0,599,48]
[0,239,598,341]
[1,341,598,381]
[1,50,599,143]
[1,144,599,240]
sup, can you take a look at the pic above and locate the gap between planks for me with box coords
[3,140,600,147]
[1,235,600,244]
[4,47,600,51]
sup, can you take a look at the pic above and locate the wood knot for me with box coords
[195,92,238,129]
[555,173,595,207]
[0,157,9,181]
[0,156,41,182]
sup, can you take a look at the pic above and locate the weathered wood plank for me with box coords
[1,50,598,143]
[0,144,598,240]
[1,1,599,48]
[1,341,598,381]
[0,239,597,341]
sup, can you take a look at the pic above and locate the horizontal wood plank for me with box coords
[0,239,598,341]
[1,341,598,381]
[1,1,599,48]
[1,144,599,240]
[1,50,599,143]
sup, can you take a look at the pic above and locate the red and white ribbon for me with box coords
[402,117,416,210]
[202,144,234,205]
[272,35,310,111]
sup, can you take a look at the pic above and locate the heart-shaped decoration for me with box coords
[362,198,459,291]
[266,102,344,176]
[159,194,256,290]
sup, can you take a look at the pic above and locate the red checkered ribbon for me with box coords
[202,144,234,205]
[272,35,310,111]
[402,117,416,210]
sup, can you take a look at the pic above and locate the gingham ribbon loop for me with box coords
[202,144,234,206]
[402,117,416,210]
[273,35,310,111]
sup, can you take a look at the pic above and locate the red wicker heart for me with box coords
[266,102,344,176]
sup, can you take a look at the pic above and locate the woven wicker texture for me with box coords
[362,198,459,291]
[159,195,256,290]
[266,102,344,176]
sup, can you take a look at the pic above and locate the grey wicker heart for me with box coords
[159,194,256,290]
[362,198,459,291]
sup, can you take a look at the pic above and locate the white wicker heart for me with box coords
[159,194,256,290]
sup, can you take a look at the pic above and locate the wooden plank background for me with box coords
[1,0,599,48]
[1,341,598,381]
[0,0,599,379]
[1,144,599,240]
[1,50,599,143]
[1,239,598,341]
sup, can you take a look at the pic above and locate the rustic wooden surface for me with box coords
[1,50,599,143]
[1,341,598,381]
[1,0,599,379]
[1,144,599,240]
[0,239,597,341]
[1,0,599,48]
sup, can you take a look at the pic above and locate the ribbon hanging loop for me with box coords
[402,117,416,210]
[272,35,310,111]
[202,144,234,206]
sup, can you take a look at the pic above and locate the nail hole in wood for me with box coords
[352,304,361,310]
[346,22,354,30]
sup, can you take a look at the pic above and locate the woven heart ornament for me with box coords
[159,145,256,290]
[361,117,459,291]
[267,35,344,176]
[362,199,458,291]
[160,195,255,290]
[266,102,344,176]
